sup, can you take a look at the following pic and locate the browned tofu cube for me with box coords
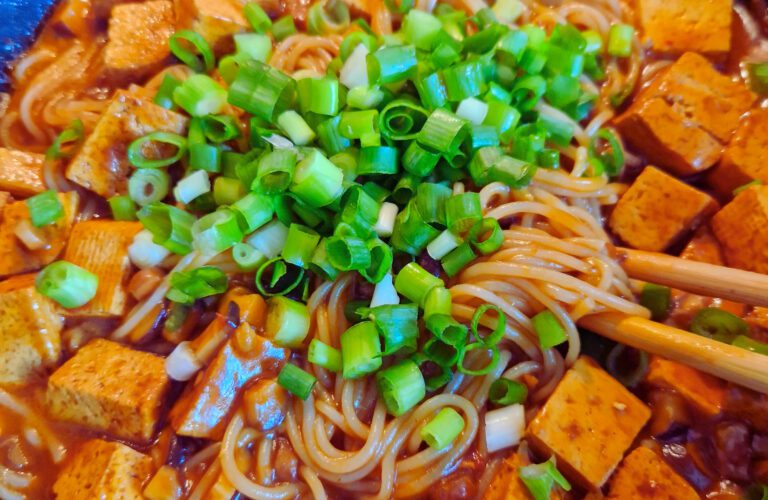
[604,447,698,499]
[105,0,175,79]
[65,89,188,198]
[47,338,171,443]
[646,357,725,416]
[0,192,13,212]
[0,191,79,277]
[637,0,732,57]
[0,274,62,385]
[170,323,289,439]
[175,0,249,53]
[63,220,142,317]
[0,148,46,197]
[711,185,768,273]
[609,166,718,252]
[53,438,153,499]
[483,453,564,500]
[526,357,651,491]
[616,52,755,176]
[708,108,768,198]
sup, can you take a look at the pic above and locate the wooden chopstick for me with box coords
[579,312,768,394]
[618,247,768,308]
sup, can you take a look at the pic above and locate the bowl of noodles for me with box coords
[1,0,768,498]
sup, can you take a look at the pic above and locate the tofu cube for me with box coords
[46,338,171,443]
[603,446,699,499]
[170,323,289,439]
[53,438,153,499]
[483,453,565,500]
[711,185,768,273]
[0,274,63,385]
[0,148,46,197]
[175,0,249,53]
[0,191,79,277]
[609,166,718,252]
[65,89,188,198]
[646,357,726,416]
[615,52,755,176]
[708,108,768,198]
[637,0,732,58]
[526,357,651,491]
[63,220,142,317]
[105,0,175,79]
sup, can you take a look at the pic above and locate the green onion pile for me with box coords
[36,0,632,433]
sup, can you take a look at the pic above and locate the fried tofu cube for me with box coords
[483,454,564,500]
[609,166,718,252]
[63,220,142,317]
[604,447,698,499]
[646,357,726,416]
[708,108,768,198]
[46,338,171,443]
[170,323,289,439]
[711,185,768,273]
[143,465,183,500]
[637,0,732,57]
[0,192,13,212]
[0,191,79,277]
[0,148,46,197]
[526,357,651,491]
[65,89,188,198]
[175,0,249,53]
[105,0,175,79]
[53,438,153,499]
[0,274,62,385]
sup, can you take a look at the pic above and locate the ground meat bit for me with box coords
[430,471,476,500]
[273,438,298,483]
[754,434,768,458]
[352,278,375,301]
[714,421,752,482]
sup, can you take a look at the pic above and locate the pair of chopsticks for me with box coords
[578,248,768,394]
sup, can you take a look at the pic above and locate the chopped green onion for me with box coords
[108,195,137,221]
[732,335,768,356]
[310,239,340,280]
[417,108,468,157]
[362,304,418,355]
[317,115,352,156]
[326,236,371,271]
[357,146,398,175]
[232,193,274,233]
[367,45,417,85]
[167,266,228,304]
[411,353,453,390]
[290,149,344,208]
[213,177,246,206]
[606,344,649,388]
[689,307,748,344]
[282,223,320,268]
[154,74,181,109]
[252,149,296,194]
[129,169,171,206]
[189,143,222,173]
[442,61,485,102]
[235,33,272,62]
[468,147,502,186]
[445,192,482,234]
[518,457,572,500]
[362,238,393,284]
[244,2,272,32]
[403,141,440,177]
[377,360,425,416]
[308,0,350,34]
[640,283,670,321]
[36,261,98,308]
[427,229,462,261]
[457,341,499,375]
[137,202,196,255]
[424,286,451,320]
[588,128,625,177]
[255,258,305,296]
[232,242,267,271]
[441,242,476,277]
[489,379,528,405]
[489,156,537,189]
[201,115,241,143]
[278,363,317,400]
[308,339,342,372]
[277,110,316,146]
[468,218,503,255]
[472,304,505,346]
[402,9,442,50]
[347,85,386,110]
[228,61,296,122]
[127,132,187,169]
[424,337,461,367]
[532,310,567,349]
[511,75,546,111]
[607,23,634,57]
[26,190,63,227]
[746,62,768,95]
[297,77,340,116]
[390,201,441,255]
[733,179,762,196]
[192,208,243,255]
[266,296,311,347]
[456,97,489,125]
[379,99,429,141]
[174,170,211,204]
[247,219,288,258]
[394,262,444,308]
[46,119,84,161]
[421,408,465,449]
[341,321,382,379]
[272,16,298,41]
[169,30,215,72]
[415,72,448,110]
[426,315,468,347]
[173,74,227,116]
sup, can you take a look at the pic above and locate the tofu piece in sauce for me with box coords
[711,185,768,274]
[0,191,79,277]
[707,108,768,198]
[105,0,175,80]
[46,338,171,443]
[52,438,153,499]
[608,166,718,252]
[646,356,726,417]
[637,0,732,58]
[603,446,699,499]
[63,220,142,317]
[0,148,46,198]
[174,0,249,54]
[0,273,63,385]
[526,357,651,491]
[483,453,565,500]
[170,323,289,439]
[65,88,188,198]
